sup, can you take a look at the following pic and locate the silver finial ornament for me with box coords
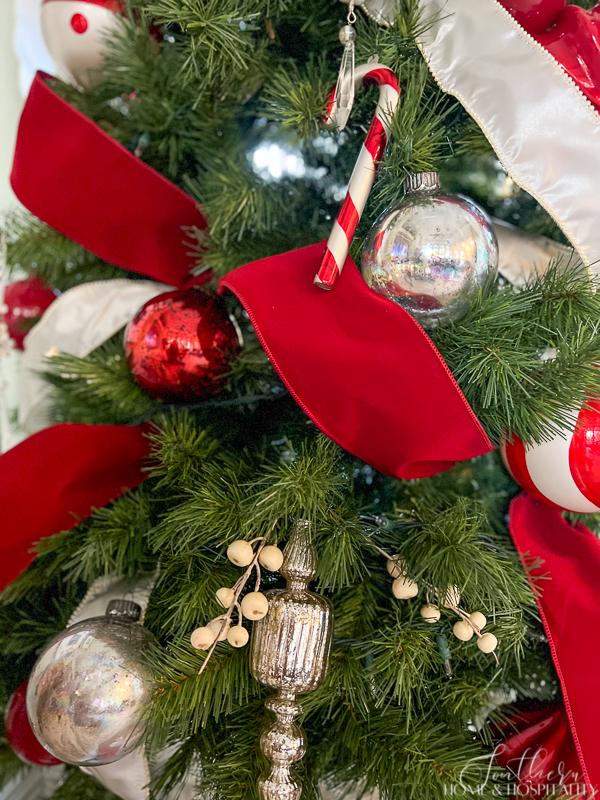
[251,521,333,799]
[361,171,499,329]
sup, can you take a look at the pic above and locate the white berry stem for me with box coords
[198,534,270,676]
[443,603,499,665]
[365,539,499,664]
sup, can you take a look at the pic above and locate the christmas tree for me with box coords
[2,1,600,799]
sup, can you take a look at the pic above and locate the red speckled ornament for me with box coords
[124,288,241,401]
[5,680,61,766]
[3,277,57,350]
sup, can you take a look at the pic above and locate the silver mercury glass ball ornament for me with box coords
[26,600,155,766]
[361,171,499,329]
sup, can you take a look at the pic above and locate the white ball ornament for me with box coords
[391,576,419,600]
[452,620,474,642]
[216,587,235,608]
[420,604,441,624]
[240,591,270,620]
[41,0,125,88]
[227,625,249,648]
[469,611,487,631]
[208,619,229,642]
[227,540,255,567]
[190,626,216,650]
[258,545,284,572]
[477,633,498,654]
[386,556,406,578]
[442,585,462,609]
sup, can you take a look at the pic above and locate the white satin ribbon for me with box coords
[418,0,600,273]
[69,575,199,800]
[19,279,168,433]
[493,219,575,286]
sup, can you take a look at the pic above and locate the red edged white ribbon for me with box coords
[314,63,400,290]
[417,0,600,273]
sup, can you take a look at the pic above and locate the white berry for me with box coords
[216,587,235,608]
[470,611,487,631]
[259,545,284,572]
[208,618,229,641]
[240,591,269,620]
[227,625,249,648]
[452,620,474,642]
[392,576,419,600]
[477,633,498,653]
[190,626,216,650]
[227,540,255,567]
[442,585,462,608]
[420,604,441,624]
[386,556,406,578]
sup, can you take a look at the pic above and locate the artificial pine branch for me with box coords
[0,1,582,797]
[0,746,26,792]
[4,211,123,291]
[44,339,158,425]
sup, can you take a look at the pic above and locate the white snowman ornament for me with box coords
[41,0,124,88]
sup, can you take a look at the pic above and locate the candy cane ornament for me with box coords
[314,63,400,290]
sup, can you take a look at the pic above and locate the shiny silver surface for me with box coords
[361,172,498,329]
[251,521,333,800]
[26,607,154,766]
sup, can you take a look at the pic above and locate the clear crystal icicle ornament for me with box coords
[333,2,357,130]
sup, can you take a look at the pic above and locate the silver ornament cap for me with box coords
[26,600,155,766]
[361,171,499,329]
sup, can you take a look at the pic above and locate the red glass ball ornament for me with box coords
[5,680,61,767]
[502,397,600,513]
[3,277,57,350]
[124,288,241,401]
[498,1,567,33]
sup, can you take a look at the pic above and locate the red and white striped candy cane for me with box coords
[314,63,400,290]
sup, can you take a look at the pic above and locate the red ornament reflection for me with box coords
[5,680,61,767]
[3,277,57,350]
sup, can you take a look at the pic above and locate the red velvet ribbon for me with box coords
[499,1,600,112]
[509,494,600,795]
[495,705,583,797]
[11,72,206,286]
[0,424,151,590]
[221,242,493,479]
